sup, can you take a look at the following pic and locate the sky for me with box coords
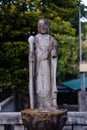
[81,0,87,6]
[80,0,87,22]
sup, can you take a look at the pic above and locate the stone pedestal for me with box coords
[21,108,67,130]
[78,91,87,111]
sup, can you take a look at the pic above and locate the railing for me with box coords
[62,112,87,130]
[0,111,87,130]
[0,112,25,130]
[0,96,15,112]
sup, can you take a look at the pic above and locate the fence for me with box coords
[0,111,87,130]
[63,112,87,130]
[0,112,25,130]
[0,96,86,130]
[0,96,15,112]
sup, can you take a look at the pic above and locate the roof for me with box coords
[57,87,70,93]
[61,77,87,91]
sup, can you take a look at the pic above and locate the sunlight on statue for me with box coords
[28,18,58,109]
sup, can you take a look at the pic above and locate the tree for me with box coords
[0,0,80,92]
[0,41,29,93]
[0,0,79,41]
[49,17,79,82]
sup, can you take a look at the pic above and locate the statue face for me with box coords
[38,19,49,34]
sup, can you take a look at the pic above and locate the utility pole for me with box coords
[79,0,86,91]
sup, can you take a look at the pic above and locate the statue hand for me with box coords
[51,48,57,58]
[29,53,34,62]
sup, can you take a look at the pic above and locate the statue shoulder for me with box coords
[50,36,58,47]
[35,34,41,39]
[34,34,41,48]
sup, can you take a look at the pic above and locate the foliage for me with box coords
[0,0,79,41]
[49,17,79,82]
[50,0,79,31]
[0,0,81,92]
[82,41,87,62]
[0,41,29,93]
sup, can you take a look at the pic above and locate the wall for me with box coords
[0,96,15,112]
[62,112,87,130]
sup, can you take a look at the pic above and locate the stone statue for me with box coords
[28,18,58,109]
[23,25,66,130]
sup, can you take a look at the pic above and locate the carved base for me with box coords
[21,107,67,130]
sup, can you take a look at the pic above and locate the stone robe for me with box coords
[34,34,58,108]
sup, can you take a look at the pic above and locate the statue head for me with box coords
[38,18,50,34]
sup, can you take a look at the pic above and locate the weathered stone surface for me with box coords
[67,112,87,124]
[28,18,58,109]
[21,108,67,130]
[14,125,24,130]
[1,111,87,130]
[62,126,72,130]
[0,125,4,130]
[0,112,22,124]
[73,125,87,130]
[78,91,87,111]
